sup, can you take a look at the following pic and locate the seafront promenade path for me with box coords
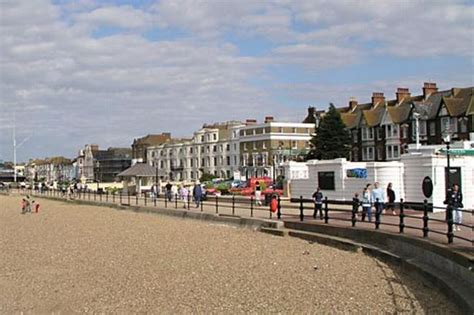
[15,188,473,251]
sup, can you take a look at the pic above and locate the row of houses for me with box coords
[340,83,474,162]
[21,82,473,184]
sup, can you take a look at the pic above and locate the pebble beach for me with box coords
[0,195,459,313]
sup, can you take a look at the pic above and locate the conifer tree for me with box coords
[307,103,351,160]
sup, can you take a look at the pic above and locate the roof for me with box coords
[442,87,473,117]
[341,112,360,129]
[362,104,385,127]
[133,134,171,146]
[387,102,412,124]
[117,163,156,177]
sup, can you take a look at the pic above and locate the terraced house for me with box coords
[147,121,243,181]
[341,83,474,161]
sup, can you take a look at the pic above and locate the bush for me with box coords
[216,183,230,195]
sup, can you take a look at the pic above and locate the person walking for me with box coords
[371,182,385,216]
[447,184,463,231]
[386,182,396,215]
[254,181,262,206]
[193,181,202,208]
[352,192,360,219]
[165,181,172,201]
[361,184,372,222]
[312,187,323,219]
[180,185,189,209]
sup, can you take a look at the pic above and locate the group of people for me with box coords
[20,195,39,214]
[312,182,398,222]
[312,182,464,231]
[164,181,205,209]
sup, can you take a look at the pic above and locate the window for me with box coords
[293,127,297,133]
[450,117,458,133]
[429,121,436,136]
[213,134,217,140]
[393,125,399,137]
[279,127,283,133]
[201,146,204,153]
[401,125,409,139]
[190,159,194,167]
[226,144,230,151]
[362,127,373,140]
[440,117,450,132]
[189,147,193,154]
[226,156,230,166]
[377,146,383,160]
[318,172,335,190]
[213,145,217,152]
[386,125,392,138]
[368,128,374,139]
[214,157,217,166]
[292,141,297,149]
[460,118,468,133]
[206,146,210,153]
[201,135,204,142]
[201,158,205,167]
[362,147,374,160]
[352,130,358,143]
[377,127,383,140]
[386,145,400,159]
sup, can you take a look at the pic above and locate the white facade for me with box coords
[287,141,474,211]
[147,121,243,182]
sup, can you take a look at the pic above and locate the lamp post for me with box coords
[442,127,453,195]
[413,112,421,150]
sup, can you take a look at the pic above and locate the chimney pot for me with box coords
[396,88,411,103]
[423,82,438,98]
[349,97,358,110]
[264,116,274,123]
[371,92,385,106]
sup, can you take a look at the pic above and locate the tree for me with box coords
[307,103,351,160]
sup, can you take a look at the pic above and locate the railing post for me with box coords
[277,195,281,220]
[128,191,130,205]
[351,198,357,227]
[250,196,254,217]
[175,193,178,209]
[154,193,157,207]
[375,198,380,229]
[399,198,405,233]
[99,191,102,202]
[215,195,219,214]
[187,194,190,210]
[447,204,454,244]
[200,198,203,212]
[88,190,91,200]
[324,197,329,224]
[165,194,168,208]
[144,192,147,206]
[232,194,235,216]
[105,191,108,203]
[299,196,304,221]
[136,194,138,205]
[422,199,429,238]
[119,192,121,204]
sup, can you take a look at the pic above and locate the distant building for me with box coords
[131,133,171,163]
[238,116,315,178]
[147,121,244,181]
[76,145,132,182]
[26,156,75,183]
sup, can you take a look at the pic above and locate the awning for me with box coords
[438,148,474,156]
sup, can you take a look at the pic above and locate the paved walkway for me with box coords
[22,189,473,251]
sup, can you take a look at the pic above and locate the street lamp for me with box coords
[413,112,421,150]
[442,127,453,194]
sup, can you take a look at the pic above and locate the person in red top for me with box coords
[269,194,278,213]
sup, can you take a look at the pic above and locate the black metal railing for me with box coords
[25,188,473,246]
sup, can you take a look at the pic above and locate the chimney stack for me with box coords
[396,88,410,103]
[371,92,385,107]
[349,97,358,111]
[245,119,257,125]
[423,82,437,98]
[264,116,274,123]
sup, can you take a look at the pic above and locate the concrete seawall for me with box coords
[282,221,474,314]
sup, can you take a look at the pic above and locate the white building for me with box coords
[147,121,244,182]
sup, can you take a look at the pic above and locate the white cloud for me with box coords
[74,5,155,30]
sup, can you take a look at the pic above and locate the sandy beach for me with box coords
[0,194,459,313]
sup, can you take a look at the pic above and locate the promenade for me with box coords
[26,189,473,250]
[0,194,460,313]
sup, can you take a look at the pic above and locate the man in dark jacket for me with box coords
[447,184,463,231]
[193,182,202,208]
[312,187,323,219]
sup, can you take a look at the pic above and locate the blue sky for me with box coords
[0,0,473,162]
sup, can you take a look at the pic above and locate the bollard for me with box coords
[144,193,147,206]
[250,196,254,217]
[105,191,108,203]
[324,197,329,224]
[88,190,91,200]
[187,194,190,210]
[399,198,405,233]
[447,204,454,244]
[375,198,380,229]
[423,199,429,238]
[299,196,304,221]
[277,195,281,220]
[128,191,130,205]
[200,198,203,212]
[99,191,102,202]
[154,194,157,207]
[232,194,235,216]
[175,193,178,209]
[136,194,138,205]
[165,195,168,208]
[215,195,219,214]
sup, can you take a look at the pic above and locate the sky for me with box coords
[0,0,473,162]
